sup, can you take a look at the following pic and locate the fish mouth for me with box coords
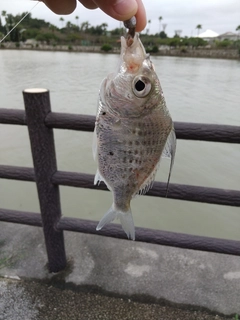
[120,33,147,74]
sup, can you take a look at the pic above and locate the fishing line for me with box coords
[0,1,40,43]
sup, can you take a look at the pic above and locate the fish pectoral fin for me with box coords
[96,204,135,240]
[163,128,177,195]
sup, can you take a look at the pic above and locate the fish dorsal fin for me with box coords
[92,126,98,161]
[96,78,108,117]
[93,76,111,161]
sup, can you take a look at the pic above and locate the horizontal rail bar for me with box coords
[174,121,240,143]
[1,165,240,207]
[0,208,42,226]
[0,109,26,125]
[1,108,240,143]
[46,112,95,132]
[1,208,240,256]
[0,165,35,181]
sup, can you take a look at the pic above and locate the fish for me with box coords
[93,26,176,240]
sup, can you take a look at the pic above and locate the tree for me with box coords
[159,31,167,39]
[49,24,56,33]
[88,23,108,35]
[196,24,202,36]
[1,11,9,35]
[147,19,151,34]
[158,16,163,33]
[75,15,79,29]
[59,17,64,28]
[236,25,240,40]
[80,21,90,32]
[101,23,108,35]
[66,21,72,31]
[1,10,6,25]
[1,10,7,17]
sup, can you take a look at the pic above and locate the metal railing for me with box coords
[0,89,240,272]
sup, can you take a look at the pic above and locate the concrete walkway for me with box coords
[0,222,240,319]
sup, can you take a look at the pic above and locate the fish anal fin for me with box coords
[163,128,177,195]
[137,165,159,196]
[94,169,112,191]
[94,169,102,185]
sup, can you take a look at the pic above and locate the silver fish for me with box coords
[93,31,176,240]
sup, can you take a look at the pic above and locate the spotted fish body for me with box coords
[93,33,176,240]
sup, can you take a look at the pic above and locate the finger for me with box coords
[78,0,98,10]
[42,0,77,14]
[134,0,146,32]
[93,0,138,22]
[93,0,146,32]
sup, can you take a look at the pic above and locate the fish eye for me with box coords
[132,76,152,98]
[135,80,145,91]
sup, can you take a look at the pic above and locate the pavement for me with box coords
[0,221,240,320]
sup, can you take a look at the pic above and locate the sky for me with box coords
[1,0,240,37]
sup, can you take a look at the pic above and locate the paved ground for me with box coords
[0,222,240,319]
[0,278,234,320]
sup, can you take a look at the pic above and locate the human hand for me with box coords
[42,0,146,32]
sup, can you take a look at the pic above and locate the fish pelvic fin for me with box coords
[96,204,135,240]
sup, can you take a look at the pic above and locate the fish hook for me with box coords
[124,16,136,46]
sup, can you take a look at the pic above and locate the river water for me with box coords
[0,50,239,240]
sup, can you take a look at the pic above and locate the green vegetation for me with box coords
[196,24,202,35]
[0,10,239,52]
[101,43,112,52]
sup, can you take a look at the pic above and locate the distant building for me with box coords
[217,32,238,41]
[197,29,219,41]
[24,39,38,47]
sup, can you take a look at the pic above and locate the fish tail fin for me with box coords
[96,204,135,240]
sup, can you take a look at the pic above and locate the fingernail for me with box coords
[113,0,138,17]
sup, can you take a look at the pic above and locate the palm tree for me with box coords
[59,17,64,28]
[75,15,79,29]
[196,24,202,36]
[1,10,8,34]
[162,23,167,32]
[236,25,240,40]
[147,19,151,34]
[66,21,72,32]
[101,23,108,35]
[159,16,163,33]
[1,10,7,22]
[49,24,56,33]
[80,21,90,32]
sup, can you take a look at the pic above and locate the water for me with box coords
[0,50,240,240]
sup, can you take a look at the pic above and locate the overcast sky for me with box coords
[1,0,240,37]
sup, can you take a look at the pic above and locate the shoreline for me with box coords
[1,45,240,60]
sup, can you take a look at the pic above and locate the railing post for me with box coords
[23,88,67,272]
